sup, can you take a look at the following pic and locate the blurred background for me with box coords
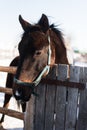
[0,0,87,65]
[0,0,87,66]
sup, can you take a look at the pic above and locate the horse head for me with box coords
[13,14,73,102]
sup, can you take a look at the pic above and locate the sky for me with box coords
[0,0,87,52]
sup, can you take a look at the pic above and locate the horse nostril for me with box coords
[15,90,21,97]
[14,88,23,100]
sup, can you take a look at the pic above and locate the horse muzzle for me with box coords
[13,80,33,102]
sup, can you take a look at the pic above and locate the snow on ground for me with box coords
[0,57,23,130]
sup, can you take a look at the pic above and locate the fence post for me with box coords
[55,64,68,130]
[77,67,87,130]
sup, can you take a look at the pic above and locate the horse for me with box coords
[0,14,73,123]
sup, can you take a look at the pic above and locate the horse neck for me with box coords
[55,42,69,64]
[49,30,69,65]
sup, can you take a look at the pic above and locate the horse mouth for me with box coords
[13,81,32,102]
[14,91,31,102]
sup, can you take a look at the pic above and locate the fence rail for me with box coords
[0,66,17,74]
[0,107,24,120]
[0,66,24,121]
[0,86,12,95]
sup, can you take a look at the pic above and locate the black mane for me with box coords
[50,24,64,44]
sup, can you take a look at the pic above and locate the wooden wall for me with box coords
[24,64,87,130]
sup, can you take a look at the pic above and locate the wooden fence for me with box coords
[24,64,87,130]
[0,66,24,120]
[0,64,87,130]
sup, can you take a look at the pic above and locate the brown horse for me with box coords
[0,14,73,123]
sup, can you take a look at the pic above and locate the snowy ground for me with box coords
[0,58,23,130]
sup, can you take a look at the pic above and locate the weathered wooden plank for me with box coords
[77,67,87,130]
[24,95,35,130]
[65,65,80,130]
[0,86,12,95]
[0,66,17,74]
[55,64,68,130]
[44,67,56,130]
[41,78,85,90]
[0,107,24,120]
[34,83,46,130]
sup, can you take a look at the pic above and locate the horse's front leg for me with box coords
[0,94,12,123]
[0,56,19,124]
[0,72,14,124]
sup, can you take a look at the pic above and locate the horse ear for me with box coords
[38,14,49,32]
[19,15,31,31]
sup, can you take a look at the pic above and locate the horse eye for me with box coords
[35,51,41,55]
